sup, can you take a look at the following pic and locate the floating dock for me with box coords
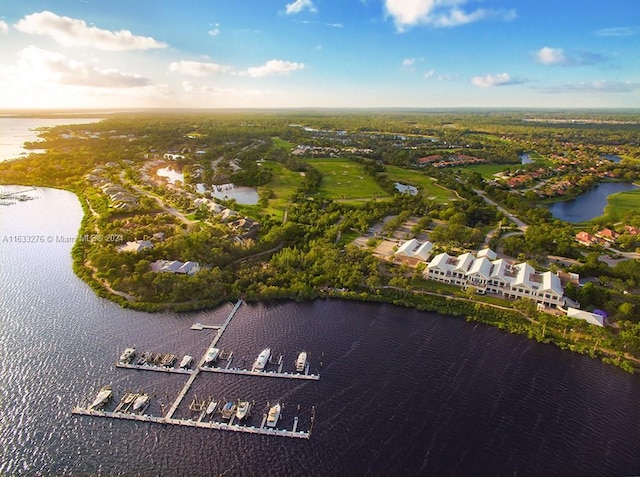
[115,363,194,375]
[200,366,319,381]
[71,407,310,439]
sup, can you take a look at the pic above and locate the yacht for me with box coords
[235,401,251,420]
[295,351,307,372]
[132,393,150,412]
[88,386,112,410]
[179,355,193,369]
[266,403,281,428]
[252,348,271,372]
[119,347,136,364]
[221,401,236,420]
[204,347,221,366]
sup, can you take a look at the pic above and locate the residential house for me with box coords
[118,240,153,253]
[394,239,433,262]
[151,260,201,276]
[575,231,596,246]
[566,307,605,327]
[596,228,618,243]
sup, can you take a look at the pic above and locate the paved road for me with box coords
[473,188,528,231]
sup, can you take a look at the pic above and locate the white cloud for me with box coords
[423,69,435,79]
[384,0,516,31]
[16,46,152,88]
[402,58,415,67]
[208,23,220,37]
[169,60,231,77]
[535,47,566,65]
[285,0,317,15]
[542,81,639,94]
[535,46,606,66]
[245,59,304,77]
[0,20,8,34]
[14,11,167,51]
[471,72,523,87]
[595,26,639,37]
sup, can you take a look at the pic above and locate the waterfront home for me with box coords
[624,225,639,236]
[596,228,618,243]
[566,307,605,327]
[118,240,153,253]
[425,248,564,308]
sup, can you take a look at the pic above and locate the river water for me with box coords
[546,182,639,223]
[1,187,640,476]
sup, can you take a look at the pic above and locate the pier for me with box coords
[71,407,310,439]
[115,363,194,375]
[165,299,243,420]
[200,366,320,381]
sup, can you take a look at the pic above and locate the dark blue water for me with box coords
[519,153,534,165]
[547,182,639,222]
[601,154,623,163]
[1,187,640,476]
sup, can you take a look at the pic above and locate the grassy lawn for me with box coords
[260,160,303,218]
[307,158,389,200]
[598,189,640,222]
[382,165,456,202]
[271,136,295,152]
[458,163,513,179]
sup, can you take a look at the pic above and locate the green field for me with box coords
[262,160,303,217]
[271,136,295,152]
[458,163,513,179]
[307,158,389,200]
[598,188,640,222]
[382,165,456,202]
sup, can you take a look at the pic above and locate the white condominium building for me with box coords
[425,249,564,308]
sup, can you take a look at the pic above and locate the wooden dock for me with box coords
[71,407,310,439]
[165,300,243,420]
[200,366,320,381]
[115,363,194,375]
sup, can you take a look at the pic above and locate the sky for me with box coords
[0,0,638,109]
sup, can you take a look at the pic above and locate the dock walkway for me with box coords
[71,407,309,439]
[200,366,319,381]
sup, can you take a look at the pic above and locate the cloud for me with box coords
[17,46,152,88]
[285,0,317,15]
[0,20,8,34]
[423,69,435,79]
[542,81,640,94]
[402,58,416,67]
[535,46,606,66]
[14,11,167,51]
[384,0,516,31]
[208,23,220,37]
[169,60,231,77]
[293,20,343,28]
[595,26,639,37]
[471,72,525,87]
[245,59,304,77]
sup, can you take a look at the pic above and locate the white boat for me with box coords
[132,393,149,412]
[204,347,220,365]
[266,403,281,428]
[119,347,136,364]
[295,351,307,372]
[205,400,218,415]
[235,401,251,420]
[179,355,193,369]
[252,348,271,372]
[88,386,112,410]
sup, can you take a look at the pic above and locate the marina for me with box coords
[72,299,318,439]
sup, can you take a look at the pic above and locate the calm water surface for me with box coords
[1,187,640,476]
[547,182,639,222]
[0,118,102,162]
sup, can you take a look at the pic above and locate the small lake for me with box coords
[209,183,259,205]
[519,153,534,165]
[601,154,622,163]
[394,182,418,195]
[156,166,184,184]
[546,182,639,222]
